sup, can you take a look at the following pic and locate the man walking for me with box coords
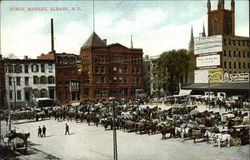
[65,123,70,135]
[42,125,46,137]
[38,126,42,137]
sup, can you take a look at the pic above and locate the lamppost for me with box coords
[110,97,118,160]
[208,75,211,110]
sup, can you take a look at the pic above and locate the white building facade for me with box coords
[4,58,56,108]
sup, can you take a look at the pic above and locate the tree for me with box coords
[6,53,18,59]
[153,49,190,95]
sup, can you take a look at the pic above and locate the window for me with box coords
[24,65,29,73]
[238,62,241,69]
[8,65,14,73]
[25,77,29,86]
[16,77,21,86]
[48,64,53,73]
[9,77,12,86]
[40,76,47,84]
[83,88,89,98]
[123,77,128,83]
[243,52,245,57]
[41,64,45,72]
[17,90,22,100]
[32,64,39,72]
[33,76,39,84]
[234,51,236,57]
[243,63,246,69]
[229,62,231,68]
[238,51,241,57]
[48,76,54,84]
[33,89,39,98]
[224,61,227,68]
[234,62,237,68]
[213,19,218,35]
[40,89,47,98]
[224,50,227,56]
[228,51,231,57]
[15,64,22,73]
[9,90,13,99]
[225,18,230,34]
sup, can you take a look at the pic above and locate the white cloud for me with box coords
[1,15,51,58]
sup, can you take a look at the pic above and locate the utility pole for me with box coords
[208,75,211,110]
[8,76,12,131]
[111,97,118,160]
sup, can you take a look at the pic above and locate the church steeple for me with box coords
[202,22,206,37]
[189,25,194,50]
[208,0,235,36]
[207,0,211,12]
[130,35,133,49]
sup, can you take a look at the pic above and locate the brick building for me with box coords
[79,32,144,101]
[0,54,6,108]
[183,0,250,99]
[38,52,80,105]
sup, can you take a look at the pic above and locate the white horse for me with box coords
[213,133,231,147]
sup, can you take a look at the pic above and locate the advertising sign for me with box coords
[196,54,220,67]
[224,72,249,83]
[194,35,223,55]
[208,68,223,83]
[194,69,208,83]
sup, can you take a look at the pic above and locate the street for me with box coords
[6,105,249,160]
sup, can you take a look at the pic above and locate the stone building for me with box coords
[79,32,144,101]
[4,57,56,108]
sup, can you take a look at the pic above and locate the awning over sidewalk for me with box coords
[182,83,250,90]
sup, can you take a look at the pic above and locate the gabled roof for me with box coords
[81,32,106,49]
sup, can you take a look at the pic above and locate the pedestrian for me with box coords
[65,123,70,135]
[42,125,46,137]
[38,126,42,137]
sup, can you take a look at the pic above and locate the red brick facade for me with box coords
[56,65,79,105]
[79,33,144,101]
[207,0,235,36]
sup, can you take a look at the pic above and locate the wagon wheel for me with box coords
[231,138,241,147]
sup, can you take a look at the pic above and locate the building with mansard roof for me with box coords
[79,32,144,101]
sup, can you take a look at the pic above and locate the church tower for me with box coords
[207,0,235,36]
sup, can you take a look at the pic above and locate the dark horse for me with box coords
[4,130,30,148]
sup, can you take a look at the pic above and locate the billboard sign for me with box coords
[208,68,223,83]
[196,54,220,67]
[224,72,249,83]
[194,35,223,55]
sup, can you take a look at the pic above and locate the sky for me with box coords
[0,0,249,59]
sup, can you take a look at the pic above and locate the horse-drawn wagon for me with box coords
[230,125,250,146]
[3,130,30,154]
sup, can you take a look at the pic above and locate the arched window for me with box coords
[225,18,230,34]
[213,19,218,35]
[57,57,62,64]
[40,89,48,98]
[33,89,39,98]
[40,76,47,84]
[64,57,69,64]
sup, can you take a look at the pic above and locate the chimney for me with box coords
[103,39,107,45]
[51,18,54,53]
[24,55,28,60]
